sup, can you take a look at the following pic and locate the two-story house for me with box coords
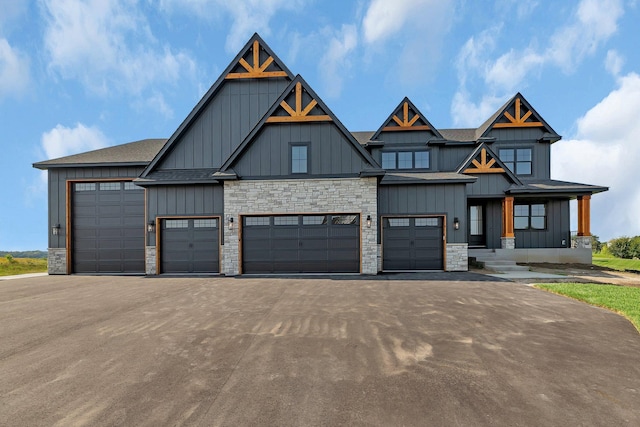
[34,34,607,276]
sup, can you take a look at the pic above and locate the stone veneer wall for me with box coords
[445,243,468,272]
[145,246,157,275]
[223,177,378,275]
[48,248,67,275]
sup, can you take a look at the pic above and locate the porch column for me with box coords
[576,195,592,249]
[501,196,515,249]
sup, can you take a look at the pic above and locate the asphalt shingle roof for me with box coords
[33,139,167,169]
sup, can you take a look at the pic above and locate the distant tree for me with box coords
[608,236,633,259]
[630,236,640,259]
[591,235,603,253]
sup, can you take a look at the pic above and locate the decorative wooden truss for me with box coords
[383,102,431,131]
[494,98,543,128]
[464,148,505,174]
[266,82,331,123]
[226,40,288,79]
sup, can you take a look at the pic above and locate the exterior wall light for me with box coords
[147,220,155,233]
[52,224,61,236]
[228,216,234,230]
[453,217,460,230]
[366,215,372,228]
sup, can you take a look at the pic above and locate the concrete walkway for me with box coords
[1,275,638,426]
[0,272,48,280]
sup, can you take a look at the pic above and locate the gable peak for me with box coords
[266,77,332,123]
[225,34,290,80]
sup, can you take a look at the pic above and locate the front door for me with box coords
[468,204,486,247]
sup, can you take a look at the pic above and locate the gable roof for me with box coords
[218,75,384,176]
[456,143,522,185]
[139,33,293,178]
[370,97,443,141]
[477,92,560,141]
[33,139,167,170]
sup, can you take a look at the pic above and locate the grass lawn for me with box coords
[536,283,640,333]
[593,255,640,272]
[0,257,48,276]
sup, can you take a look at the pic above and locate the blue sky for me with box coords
[1,0,639,250]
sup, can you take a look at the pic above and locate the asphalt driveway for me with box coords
[1,274,638,426]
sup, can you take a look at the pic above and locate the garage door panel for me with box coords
[72,182,144,274]
[160,218,219,274]
[242,214,360,274]
[383,217,443,271]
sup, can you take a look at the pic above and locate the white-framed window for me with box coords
[291,144,308,174]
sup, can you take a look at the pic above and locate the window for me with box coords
[514,204,546,230]
[388,218,410,227]
[165,219,188,228]
[397,152,412,169]
[381,150,430,170]
[469,206,483,235]
[245,217,270,226]
[414,151,430,169]
[99,182,120,191]
[291,145,308,174]
[194,219,217,228]
[332,215,358,225]
[499,148,532,175]
[75,183,96,191]
[303,215,327,225]
[415,218,439,227]
[274,216,299,226]
[381,152,396,169]
[124,182,140,190]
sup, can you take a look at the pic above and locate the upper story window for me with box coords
[499,148,532,175]
[381,150,430,170]
[514,203,546,230]
[291,144,308,174]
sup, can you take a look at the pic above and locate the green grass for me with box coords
[592,255,640,272]
[535,283,640,333]
[0,257,48,276]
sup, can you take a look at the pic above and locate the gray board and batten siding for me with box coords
[377,183,468,244]
[156,79,291,170]
[146,184,224,247]
[232,123,374,178]
[47,167,145,250]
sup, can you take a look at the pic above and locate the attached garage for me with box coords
[160,218,220,274]
[382,216,444,271]
[241,214,360,274]
[71,181,145,274]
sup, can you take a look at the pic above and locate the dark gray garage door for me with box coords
[383,217,444,270]
[72,181,145,274]
[242,214,360,274]
[161,218,219,274]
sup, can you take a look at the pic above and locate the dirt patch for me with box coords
[523,263,640,287]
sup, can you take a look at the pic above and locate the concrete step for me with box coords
[482,260,530,272]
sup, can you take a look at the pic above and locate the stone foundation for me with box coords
[446,243,468,271]
[575,236,592,249]
[145,246,157,275]
[223,178,378,275]
[501,237,515,250]
[48,248,67,275]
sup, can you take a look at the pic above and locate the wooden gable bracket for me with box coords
[383,101,431,131]
[464,148,505,174]
[266,82,332,123]
[494,97,543,128]
[226,40,288,79]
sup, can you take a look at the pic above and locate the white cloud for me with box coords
[452,0,625,127]
[41,123,110,160]
[42,0,197,96]
[0,38,30,98]
[604,49,624,76]
[551,72,640,240]
[547,0,623,72]
[157,0,304,53]
[319,25,358,99]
